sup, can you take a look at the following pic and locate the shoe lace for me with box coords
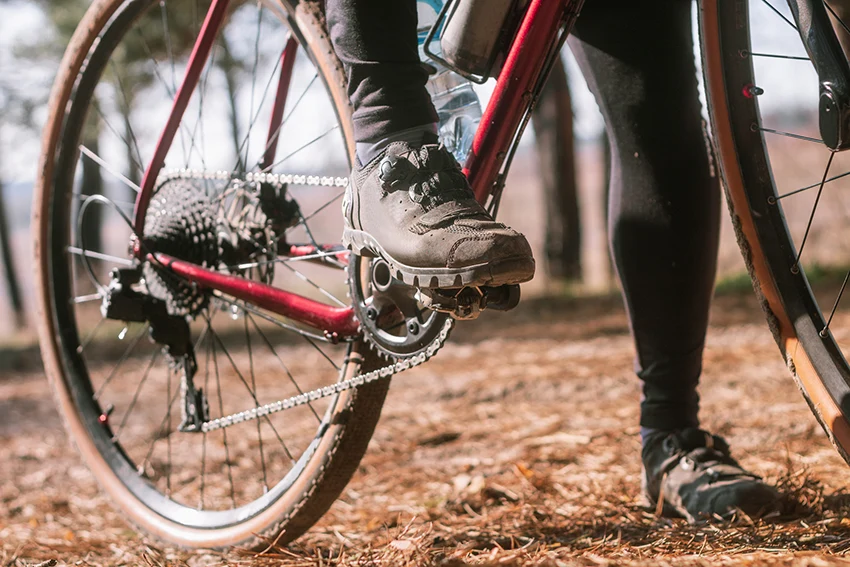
[378,145,475,207]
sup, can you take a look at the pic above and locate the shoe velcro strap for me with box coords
[416,200,493,228]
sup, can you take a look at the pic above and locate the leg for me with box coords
[569,0,778,521]
[326,0,438,161]
[570,0,719,433]
[326,0,535,290]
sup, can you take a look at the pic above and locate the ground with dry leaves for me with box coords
[4,289,850,566]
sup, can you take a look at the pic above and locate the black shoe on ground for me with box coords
[342,141,535,289]
[642,428,780,523]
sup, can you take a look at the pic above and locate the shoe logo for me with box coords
[342,184,353,224]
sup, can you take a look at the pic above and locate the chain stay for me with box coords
[200,318,452,433]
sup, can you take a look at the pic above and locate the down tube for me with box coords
[134,0,232,235]
[465,0,579,203]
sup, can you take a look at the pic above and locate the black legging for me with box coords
[326,0,721,431]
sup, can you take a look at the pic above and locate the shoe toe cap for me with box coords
[447,231,533,268]
[690,479,781,521]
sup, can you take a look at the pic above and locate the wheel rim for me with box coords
[46,0,362,527]
[706,0,850,454]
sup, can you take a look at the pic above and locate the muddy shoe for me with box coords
[342,141,535,289]
[642,428,780,523]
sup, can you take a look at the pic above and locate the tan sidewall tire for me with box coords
[700,0,850,459]
[34,0,383,549]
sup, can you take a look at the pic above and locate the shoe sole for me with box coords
[343,228,535,289]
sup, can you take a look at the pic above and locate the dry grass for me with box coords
[4,291,850,566]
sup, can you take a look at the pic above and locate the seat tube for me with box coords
[465,0,581,203]
[134,0,232,236]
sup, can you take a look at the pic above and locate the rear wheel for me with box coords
[34,0,388,548]
[703,0,850,461]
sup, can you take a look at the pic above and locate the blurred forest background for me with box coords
[0,0,833,340]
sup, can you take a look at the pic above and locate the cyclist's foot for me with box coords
[342,141,535,289]
[642,428,780,523]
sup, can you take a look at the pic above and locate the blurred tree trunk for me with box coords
[81,120,103,258]
[117,88,141,192]
[532,54,581,281]
[601,128,611,231]
[0,126,25,329]
[219,36,244,166]
[0,187,24,329]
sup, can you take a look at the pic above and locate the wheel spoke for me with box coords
[199,326,211,510]
[244,317,269,492]
[254,73,320,171]
[793,151,835,271]
[209,319,237,507]
[211,293,333,342]
[774,170,850,201]
[264,125,340,173]
[68,247,135,267]
[78,318,107,355]
[165,362,173,497]
[284,191,345,239]
[112,348,161,441]
[160,0,189,163]
[73,292,104,305]
[750,52,809,61]
[134,28,177,99]
[141,375,182,481]
[240,4,266,171]
[758,127,823,144]
[822,270,850,336]
[279,262,347,307]
[224,248,348,272]
[185,47,217,172]
[79,145,141,194]
[824,1,850,37]
[93,324,150,400]
[233,46,285,172]
[75,193,136,212]
[207,320,297,464]
[247,313,321,422]
[93,93,144,173]
[759,0,798,30]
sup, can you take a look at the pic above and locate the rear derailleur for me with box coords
[100,266,208,433]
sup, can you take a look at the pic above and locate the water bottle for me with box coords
[417,0,483,164]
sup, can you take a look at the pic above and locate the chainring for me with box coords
[348,254,452,361]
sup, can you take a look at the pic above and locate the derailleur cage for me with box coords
[173,353,209,433]
[100,266,209,433]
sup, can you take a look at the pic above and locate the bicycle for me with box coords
[32,0,850,549]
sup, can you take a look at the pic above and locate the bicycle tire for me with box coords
[702,1,850,462]
[34,0,388,549]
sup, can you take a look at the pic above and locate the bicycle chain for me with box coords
[157,168,350,189]
[200,318,453,433]
[154,169,455,433]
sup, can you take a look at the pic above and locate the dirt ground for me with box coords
[4,289,850,567]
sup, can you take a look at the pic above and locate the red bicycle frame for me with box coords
[134,0,581,338]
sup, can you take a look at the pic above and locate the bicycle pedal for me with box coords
[416,284,521,321]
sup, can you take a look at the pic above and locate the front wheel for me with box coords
[34,0,388,549]
[703,0,850,462]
